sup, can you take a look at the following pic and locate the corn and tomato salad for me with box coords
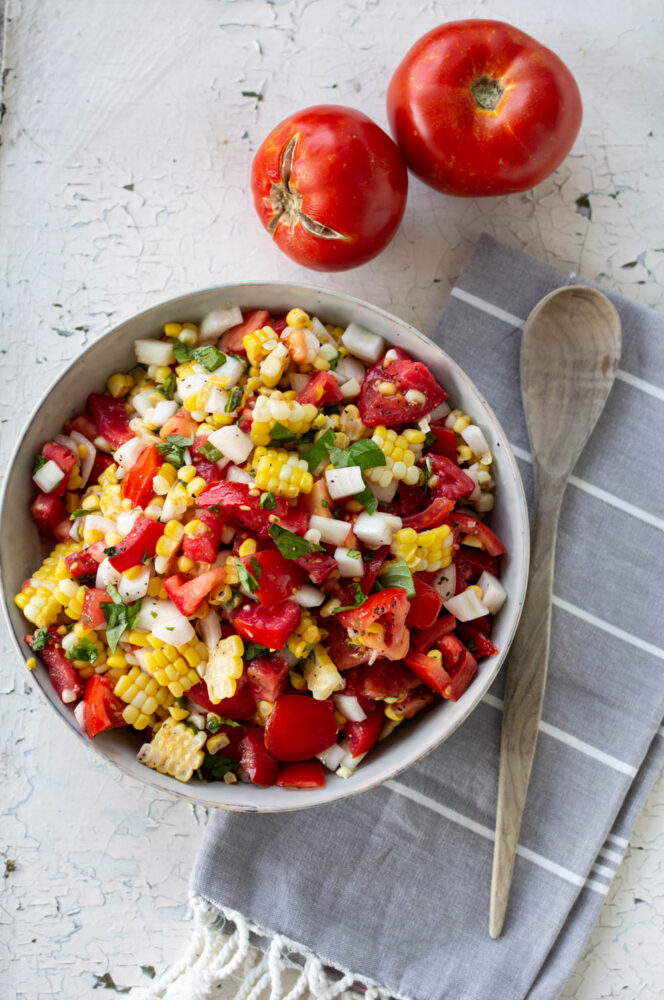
[16,305,508,789]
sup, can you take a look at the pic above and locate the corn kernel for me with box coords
[237,538,257,557]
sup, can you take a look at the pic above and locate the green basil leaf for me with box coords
[65,636,100,664]
[330,583,367,614]
[200,441,223,462]
[193,345,226,371]
[259,491,276,510]
[244,642,270,661]
[102,585,141,653]
[328,438,386,472]
[32,626,50,652]
[376,559,416,599]
[70,507,100,520]
[33,454,48,474]
[225,386,244,412]
[270,422,298,444]
[234,556,260,594]
[352,481,378,515]
[165,434,194,447]
[302,427,335,471]
[172,341,194,364]
[268,523,323,559]
[157,373,176,400]
[203,753,239,781]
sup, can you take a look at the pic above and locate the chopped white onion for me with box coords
[341,322,385,364]
[334,354,366,385]
[317,742,347,772]
[325,465,364,499]
[294,584,325,608]
[333,693,367,722]
[69,431,96,487]
[176,373,209,402]
[354,511,402,548]
[461,424,492,463]
[69,519,82,541]
[225,465,254,485]
[113,436,145,471]
[463,463,483,502]
[288,371,311,394]
[477,571,507,615]
[116,509,141,537]
[145,399,178,428]
[117,567,150,604]
[207,425,253,465]
[204,386,229,414]
[432,564,456,601]
[159,491,188,523]
[214,355,245,388]
[370,479,398,504]
[308,515,352,546]
[335,739,366,778]
[428,401,450,422]
[136,597,195,645]
[198,306,243,344]
[134,338,175,367]
[84,514,117,536]
[335,547,364,578]
[132,388,156,417]
[96,558,122,591]
[341,378,361,399]
[74,702,87,731]
[443,588,489,622]
[33,460,64,494]
[53,434,79,458]
[198,608,222,652]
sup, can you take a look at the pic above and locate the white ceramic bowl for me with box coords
[0,283,529,812]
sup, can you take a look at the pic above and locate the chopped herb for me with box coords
[225,386,245,412]
[321,499,330,509]
[259,491,276,510]
[141,549,151,564]
[175,696,188,709]
[157,373,176,400]
[156,433,194,469]
[352,481,378,515]
[209,505,221,515]
[150,610,157,618]
[184,720,200,735]
[302,427,335,471]
[65,637,100,664]
[328,438,386,472]
[327,351,340,370]
[229,352,250,372]
[376,560,416,599]
[193,345,226,371]
[203,754,239,781]
[466,638,478,654]
[218,717,241,728]
[331,583,367,614]
[347,549,361,559]
[244,642,270,661]
[165,626,175,631]
[33,454,48,474]
[172,340,194,364]
[101,584,141,654]
[234,556,260,593]
[250,556,262,579]
[32,626,50,652]
[70,507,100,520]
[104,545,119,557]
[270,422,298,444]
[200,441,223,462]
[206,714,222,733]
[424,431,437,449]
[269,523,323,559]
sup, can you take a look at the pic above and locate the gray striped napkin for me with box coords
[164,235,664,1000]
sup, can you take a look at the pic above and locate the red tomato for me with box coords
[34,644,83,705]
[89,452,114,484]
[324,620,372,672]
[428,455,475,501]
[30,492,66,537]
[277,759,326,788]
[64,412,97,441]
[109,515,165,572]
[81,588,111,629]
[265,694,337,761]
[251,105,408,272]
[338,588,410,661]
[405,647,454,697]
[64,549,101,580]
[389,686,436,720]
[121,445,162,509]
[243,550,305,608]
[233,600,302,651]
[401,497,454,532]
[454,546,501,587]
[83,675,127,738]
[240,728,279,786]
[159,407,198,442]
[359,349,447,427]
[182,509,224,564]
[88,393,132,447]
[356,658,420,701]
[443,511,506,557]
[163,565,227,617]
[411,613,457,652]
[246,655,290,703]
[429,424,457,461]
[387,20,582,197]
[41,441,77,496]
[220,310,271,353]
[437,635,478,700]
[187,677,257,720]
[296,372,343,407]
[456,624,499,660]
[294,551,337,585]
[406,577,444,630]
[198,481,306,539]
[359,546,389,595]
[346,711,384,758]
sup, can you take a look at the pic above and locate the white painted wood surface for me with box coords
[1,1,662,996]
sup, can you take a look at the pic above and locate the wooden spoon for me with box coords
[489,285,622,938]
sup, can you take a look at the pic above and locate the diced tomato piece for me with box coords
[456,624,499,659]
[240,727,279,785]
[297,479,334,517]
[324,620,372,671]
[295,551,338,585]
[265,694,338,761]
[83,675,128,737]
[454,546,501,586]
[187,677,256,720]
[35,644,83,705]
[390,686,436,719]
[271,316,288,335]
[30,492,67,537]
[220,310,271,353]
[402,497,455,532]
[406,576,444,630]
[64,548,100,580]
[64,412,97,441]
[186,681,219,713]
[159,407,198,441]
[85,540,108,564]
[472,614,494,636]
[279,506,309,536]
[411,613,457,652]
[405,647,453,697]
[277,759,326,788]
[296,371,344,407]
[89,452,114,484]
[338,588,410,661]
[237,398,255,432]
[108,515,165,572]
[443,511,506,557]
[163,565,227,617]
[356,659,420,700]
[360,545,389,594]
[198,481,304,538]
[217,723,248,761]
[428,423,458,461]
[233,600,301,651]
[246,655,290,703]
[192,458,225,484]
[82,588,111,629]
[244,550,305,607]
[428,455,475,501]
[88,393,133,447]
[395,483,426,518]
[437,634,478,700]
[359,349,447,427]
[41,441,77,495]
[346,711,384,757]
[182,509,224,564]
[121,445,163,508]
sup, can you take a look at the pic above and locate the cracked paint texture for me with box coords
[0,0,662,996]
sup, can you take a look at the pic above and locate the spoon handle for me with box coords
[489,475,564,938]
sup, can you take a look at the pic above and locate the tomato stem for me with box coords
[469,76,505,111]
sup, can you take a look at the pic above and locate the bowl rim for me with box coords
[0,280,530,812]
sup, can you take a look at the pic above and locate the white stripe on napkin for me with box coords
[552,597,664,660]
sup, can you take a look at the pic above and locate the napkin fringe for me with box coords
[129,895,404,1000]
